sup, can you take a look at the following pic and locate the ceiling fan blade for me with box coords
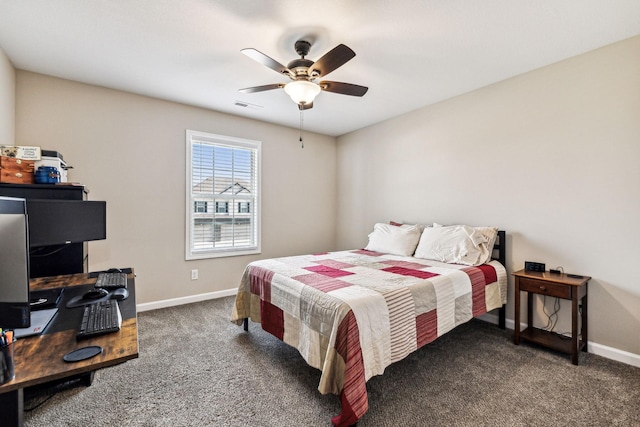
[310,44,356,77]
[298,102,313,111]
[241,48,291,76]
[319,81,368,97]
[238,83,284,94]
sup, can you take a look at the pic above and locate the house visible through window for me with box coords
[186,130,261,259]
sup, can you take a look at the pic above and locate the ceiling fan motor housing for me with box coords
[287,58,314,77]
[287,40,315,78]
[294,40,312,57]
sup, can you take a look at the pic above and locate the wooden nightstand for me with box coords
[513,269,590,365]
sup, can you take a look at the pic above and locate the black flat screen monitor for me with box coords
[0,196,31,328]
[26,200,106,247]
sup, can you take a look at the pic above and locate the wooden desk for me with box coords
[513,269,589,365]
[0,270,139,427]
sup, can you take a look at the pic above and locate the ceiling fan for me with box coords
[239,40,368,110]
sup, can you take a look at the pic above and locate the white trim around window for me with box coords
[185,130,261,260]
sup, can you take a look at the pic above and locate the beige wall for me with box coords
[15,72,337,304]
[336,36,640,355]
[0,47,15,144]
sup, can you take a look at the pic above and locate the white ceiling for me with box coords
[1,1,639,137]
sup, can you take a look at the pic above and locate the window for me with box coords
[194,201,208,213]
[186,130,261,259]
[215,201,229,214]
[238,202,250,213]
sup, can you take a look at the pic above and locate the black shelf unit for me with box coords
[0,183,88,278]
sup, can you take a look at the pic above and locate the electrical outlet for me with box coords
[191,269,198,280]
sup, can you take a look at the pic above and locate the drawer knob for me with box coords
[539,285,546,291]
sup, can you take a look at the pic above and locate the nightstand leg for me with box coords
[572,294,579,365]
[514,284,520,344]
[527,292,534,331]
[582,291,588,353]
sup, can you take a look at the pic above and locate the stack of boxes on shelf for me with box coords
[0,146,69,184]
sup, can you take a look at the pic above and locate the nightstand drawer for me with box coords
[518,277,571,299]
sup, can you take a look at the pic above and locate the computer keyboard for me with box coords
[95,272,127,290]
[77,300,122,340]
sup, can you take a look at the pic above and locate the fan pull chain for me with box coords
[299,109,304,148]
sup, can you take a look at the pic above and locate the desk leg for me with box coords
[82,371,95,387]
[0,388,24,427]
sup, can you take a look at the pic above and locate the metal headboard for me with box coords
[490,230,506,329]
[491,230,506,266]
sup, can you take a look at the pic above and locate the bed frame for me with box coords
[492,230,507,329]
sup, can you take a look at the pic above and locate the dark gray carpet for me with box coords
[24,297,640,426]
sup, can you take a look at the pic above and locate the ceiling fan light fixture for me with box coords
[284,80,321,105]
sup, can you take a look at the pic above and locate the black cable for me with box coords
[542,295,552,330]
[29,244,70,258]
[24,392,57,412]
[24,376,87,411]
[551,298,560,330]
[542,296,561,331]
[558,304,584,340]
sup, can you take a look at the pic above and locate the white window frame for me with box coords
[186,130,261,260]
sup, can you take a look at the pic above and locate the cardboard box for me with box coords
[0,156,35,184]
[0,146,41,160]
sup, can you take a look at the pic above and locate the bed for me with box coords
[231,224,507,426]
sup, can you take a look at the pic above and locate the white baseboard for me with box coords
[136,288,237,312]
[478,312,640,368]
[588,342,640,368]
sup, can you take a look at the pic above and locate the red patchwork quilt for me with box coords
[231,249,507,426]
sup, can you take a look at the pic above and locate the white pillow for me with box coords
[475,226,499,264]
[431,223,499,265]
[390,221,429,232]
[365,223,422,256]
[414,225,487,266]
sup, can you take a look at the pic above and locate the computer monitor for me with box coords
[0,196,31,328]
[26,199,107,247]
